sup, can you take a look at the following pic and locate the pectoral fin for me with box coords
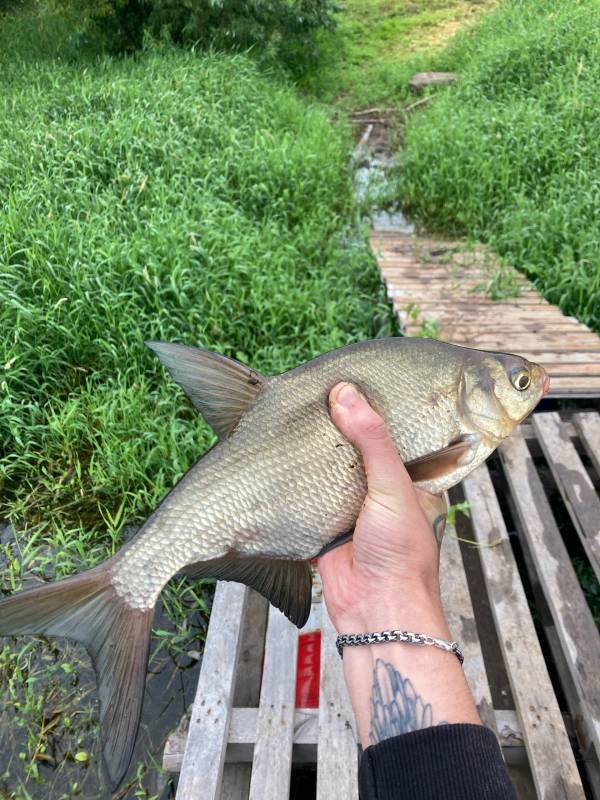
[316,492,449,558]
[405,437,475,484]
[316,529,355,557]
[417,490,449,545]
[182,554,312,628]
[146,341,266,438]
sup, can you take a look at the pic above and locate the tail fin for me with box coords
[0,563,153,791]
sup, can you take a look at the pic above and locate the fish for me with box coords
[0,337,548,790]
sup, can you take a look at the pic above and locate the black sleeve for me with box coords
[358,723,517,800]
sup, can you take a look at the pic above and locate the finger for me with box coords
[329,382,413,500]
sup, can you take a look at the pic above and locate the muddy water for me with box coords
[353,123,414,234]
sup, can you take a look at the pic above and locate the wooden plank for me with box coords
[176,582,249,800]
[394,303,555,314]
[316,599,359,800]
[393,297,549,309]
[400,305,565,314]
[533,412,600,582]
[391,293,548,305]
[462,465,585,800]
[371,235,458,249]
[383,275,529,286]
[574,412,600,477]
[382,266,502,274]
[439,527,496,731]
[403,314,587,328]
[248,605,299,800]
[399,314,575,327]
[231,589,268,707]
[521,351,600,363]
[456,340,600,354]
[222,590,269,800]
[452,334,600,348]
[388,282,539,293]
[499,431,600,762]
[546,376,600,392]
[521,420,578,440]
[406,326,591,339]
[165,706,533,769]
[535,364,600,376]
[404,320,584,332]
[434,320,585,331]
[408,313,583,325]
[221,765,252,800]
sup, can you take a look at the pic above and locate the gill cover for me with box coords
[457,358,516,443]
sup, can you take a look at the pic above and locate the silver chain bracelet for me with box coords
[336,629,464,665]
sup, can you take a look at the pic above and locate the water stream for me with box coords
[353,122,414,235]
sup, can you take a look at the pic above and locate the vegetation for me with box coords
[13,0,338,61]
[0,39,393,795]
[300,0,495,108]
[3,0,600,793]
[396,0,600,333]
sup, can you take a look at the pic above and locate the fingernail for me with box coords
[335,383,360,408]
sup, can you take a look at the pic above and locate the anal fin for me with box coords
[182,555,312,629]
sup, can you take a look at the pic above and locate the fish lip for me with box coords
[543,372,551,395]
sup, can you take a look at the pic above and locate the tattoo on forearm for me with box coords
[370,658,447,744]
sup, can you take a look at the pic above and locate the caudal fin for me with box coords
[0,563,153,791]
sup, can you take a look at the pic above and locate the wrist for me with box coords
[331,581,449,639]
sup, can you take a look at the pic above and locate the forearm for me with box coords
[336,585,481,747]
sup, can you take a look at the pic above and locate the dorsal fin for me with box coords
[146,341,266,438]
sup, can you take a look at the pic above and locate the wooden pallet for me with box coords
[371,231,600,397]
[163,412,600,800]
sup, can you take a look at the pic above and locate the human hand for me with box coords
[319,382,449,635]
[319,383,482,746]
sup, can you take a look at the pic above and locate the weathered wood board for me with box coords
[372,230,600,396]
[463,465,585,800]
[175,582,249,800]
[165,412,600,799]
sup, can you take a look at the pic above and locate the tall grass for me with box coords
[0,48,391,557]
[0,43,393,795]
[395,0,600,333]
[299,0,495,109]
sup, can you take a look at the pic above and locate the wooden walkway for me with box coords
[371,230,600,397]
[163,414,600,800]
[162,228,600,799]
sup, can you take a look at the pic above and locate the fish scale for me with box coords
[111,337,534,610]
[0,335,548,791]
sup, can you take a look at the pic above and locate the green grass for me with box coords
[395,0,600,333]
[299,0,495,109]
[0,39,394,796]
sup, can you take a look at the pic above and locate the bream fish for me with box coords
[0,337,549,789]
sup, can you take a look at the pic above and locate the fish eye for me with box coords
[511,368,531,391]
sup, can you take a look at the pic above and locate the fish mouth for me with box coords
[542,371,551,395]
[529,361,550,398]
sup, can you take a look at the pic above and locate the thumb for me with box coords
[329,382,414,504]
